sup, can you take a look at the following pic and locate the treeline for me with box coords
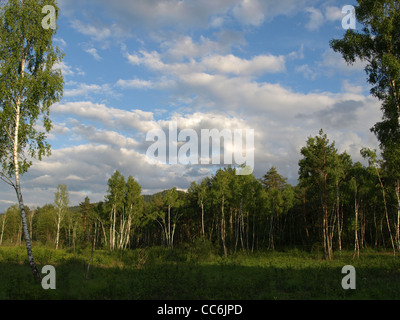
[1,130,400,259]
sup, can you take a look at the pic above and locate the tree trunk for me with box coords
[234,211,239,252]
[13,96,41,282]
[168,205,171,248]
[303,194,309,242]
[376,168,395,256]
[55,211,61,250]
[373,207,378,248]
[221,195,227,257]
[240,202,245,252]
[201,201,205,240]
[14,181,41,282]
[171,222,176,249]
[353,185,360,259]
[336,182,342,256]
[113,205,116,251]
[268,215,274,250]
[396,180,400,253]
[252,210,255,252]
[0,215,6,246]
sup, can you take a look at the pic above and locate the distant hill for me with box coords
[67,189,186,211]
[143,189,186,203]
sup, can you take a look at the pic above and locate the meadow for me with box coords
[0,242,399,300]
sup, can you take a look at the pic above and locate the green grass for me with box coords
[0,244,399,300]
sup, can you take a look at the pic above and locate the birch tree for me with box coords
[361,147,396,256]
[188,179,209,240]
[122,176,143,249]
[0,0,63,282]
[54,184,69,250]
[211,168,233,257]
[0,213,6,246]
[105,171,125,251]
[163,187,182,249]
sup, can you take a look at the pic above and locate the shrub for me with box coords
[186,238,219,263]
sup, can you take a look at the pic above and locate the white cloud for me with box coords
[53,101,155,132]
[65,174,86,181]
[53,61,85,77]
[318,49,366,75]
[295,64,317,80]
[325,6,343,22]
[71,20,112,42]
[233,0,265,26]
[84,48,103,61]
[115,78,154,89]
[66,0,239,31]
[71,123,139,148]
[54,37,67,48]
[288,45,305,60]
[61,0,309,35]
[209,16,225,28]
[203,54,286,75]
[64,83,113,98]
[126,43,286,80]
[305,7,324,31]
[53,61,74,76]
[157,32,246,63]
[341,80,364,94]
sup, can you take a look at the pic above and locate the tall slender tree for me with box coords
[54,184,69,250]
[123,176,143,249]
[261,167,287,250]
[211,168,233,257]
[361,147,396,255]
[0,0,63,282]
[0,213,6,246]
[105,171,125,251]
[299,130,339,260]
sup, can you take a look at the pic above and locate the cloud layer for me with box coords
[0,1,383,212]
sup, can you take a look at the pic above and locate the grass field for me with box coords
[0,243,399,300]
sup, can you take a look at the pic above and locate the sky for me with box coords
[0,0,383,212]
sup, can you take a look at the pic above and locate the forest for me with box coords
[1,0,400,301]
[1,129,400,261]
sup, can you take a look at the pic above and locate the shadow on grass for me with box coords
[0,259,399,300]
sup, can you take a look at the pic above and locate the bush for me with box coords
[0,246,28,263]
[186,238,219,263]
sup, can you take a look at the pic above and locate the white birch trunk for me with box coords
[0,215,6,246]
[396,180,400,252]
[353,185,360,259]
[13,94,41,282]
[201,201,205,240]
[55,210,62,250]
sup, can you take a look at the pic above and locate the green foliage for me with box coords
[331,1,400,183]
[0,0,64,178]
[34,204,57,245]
[330,0,400,103]
[185,238,219,263]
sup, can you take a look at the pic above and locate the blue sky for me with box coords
[1,0,383,212]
